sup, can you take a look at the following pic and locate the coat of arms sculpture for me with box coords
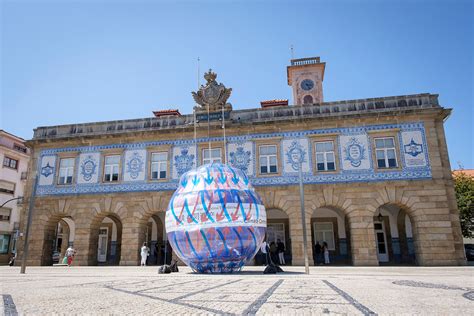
[192,69,232,113]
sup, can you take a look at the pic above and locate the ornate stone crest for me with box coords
[286,140,307,171]
[174,148,195,177]
[126,152,144,179]
[343,137,366,167]
[404,138,423,157]
[229,147,251,172]
[192,69,232,112]
[80,155,97,181]
[41,162,54,178]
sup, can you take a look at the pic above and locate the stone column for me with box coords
[289,208,313,266]
[347,211,379,266]
[410,209,458,266]
[120,219,147,266]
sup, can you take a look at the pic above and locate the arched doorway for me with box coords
[41,216,75,266]
[311,207,350,265]
[374,204,417,265]
[265,208,291,265]
[92,214,122,265]
[146,213,169,265]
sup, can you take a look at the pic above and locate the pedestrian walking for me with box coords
[140,242,150,266]
[314,241,322,265]
[65,246,76,266]
[8,252,16,266]
[277,239,285,265]
[323,241,330,265]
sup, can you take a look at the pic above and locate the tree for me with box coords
[453,171,474,238]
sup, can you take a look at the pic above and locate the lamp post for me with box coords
[0,196,24,209]
[297,158,310,274]
[20,174,39,274]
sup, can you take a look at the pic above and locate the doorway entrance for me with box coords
[374,221,389,262]
[97,227,108,263]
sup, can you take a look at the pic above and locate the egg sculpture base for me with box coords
[166,163,267,273]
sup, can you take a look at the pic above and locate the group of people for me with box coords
[140,242,172,266]
[261,239,286,266]
[314,241,330,265]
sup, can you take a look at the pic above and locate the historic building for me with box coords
[17,57,466,266]
[0,130,30,265]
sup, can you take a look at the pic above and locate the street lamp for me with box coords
[0,196,24,208]
[296,155,310,275]
[20,174,39,274]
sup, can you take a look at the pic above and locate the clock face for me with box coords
[300,79,314,91]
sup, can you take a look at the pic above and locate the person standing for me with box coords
[260,240,268,265]
[323,241,330,265]
[65,246,76,266]
[140,242,150,266]
[269,242,278,265]
[314,241,322,265]
[276,239,285,265]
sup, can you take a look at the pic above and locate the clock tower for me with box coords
[287,57,326,105]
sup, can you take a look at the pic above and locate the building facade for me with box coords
[0,130,30,264]
[17,57,466,266]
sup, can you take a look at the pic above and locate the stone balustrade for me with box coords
[32,93,440,140]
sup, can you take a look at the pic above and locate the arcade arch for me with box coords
[311,206,351,265]
[41,215,75,266]
[374,204,416,265]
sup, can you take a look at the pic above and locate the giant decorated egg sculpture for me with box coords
[165,163,266,273]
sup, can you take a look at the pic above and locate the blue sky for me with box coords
[1,0,472,168]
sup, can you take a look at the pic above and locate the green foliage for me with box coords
[453,171,474,238]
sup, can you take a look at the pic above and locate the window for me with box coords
[13,144,27,154]
[0,234,11,254]
[267,223,285,244]
[151,152,167,179]
[375,137,398,168]
[0,180,15,195]
[259,145,278,174]
[3,156,18,170]
[314,222,335,250]
[315,141,336,171]
[58,158,75,185]
[0,208,11,221]
[203,148,221,165]
[104,155,120,182]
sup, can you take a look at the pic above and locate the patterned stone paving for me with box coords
[1,266,473,315]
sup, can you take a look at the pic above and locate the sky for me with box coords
[1,0,473,168]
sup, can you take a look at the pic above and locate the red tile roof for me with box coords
[260,99,289,108]
[153,109,181,117]
[453,169,474,177]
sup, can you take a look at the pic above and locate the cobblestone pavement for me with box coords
[0,266,473,315]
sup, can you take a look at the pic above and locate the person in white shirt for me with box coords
[65,246,76,266]
[140,242,150,266]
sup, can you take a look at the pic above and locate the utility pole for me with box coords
[20,174,39,274]
[298,159,310,274]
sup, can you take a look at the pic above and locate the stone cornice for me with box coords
[31,93,441,142]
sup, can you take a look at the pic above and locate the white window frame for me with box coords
[104,155,120,182]
[259,145,278,174]
[3,156,18,170]
[58,158,75,185]
[313,222,335,251]
[202,148,222,165]
[0,207,11,222]
[150,152,167,180]
[315,141,336,172]
[375,137,398,169]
